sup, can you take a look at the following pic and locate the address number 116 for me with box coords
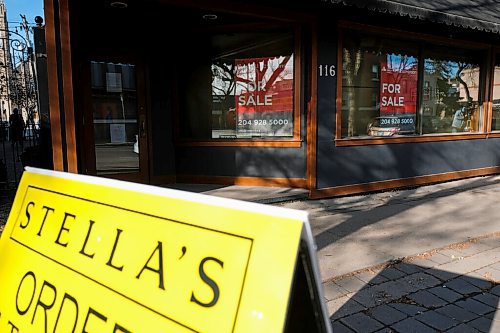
[318,65,336,77]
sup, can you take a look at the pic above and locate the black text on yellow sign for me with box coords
[0,169,306,332]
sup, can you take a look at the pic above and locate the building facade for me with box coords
[44,0,500,198]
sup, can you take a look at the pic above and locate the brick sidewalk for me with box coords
[325,234,500,332]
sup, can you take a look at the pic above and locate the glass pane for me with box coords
[179,30,294,139]
[492,60,500,131]
[341,33,418,138]
[422,48,482,134]
[91,62,139,175]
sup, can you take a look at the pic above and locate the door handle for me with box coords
[139,115,146,138]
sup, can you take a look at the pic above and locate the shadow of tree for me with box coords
[313,176,500,251]
[329,262,500,332]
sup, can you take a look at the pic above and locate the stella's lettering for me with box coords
[37,206,55,237]
[136,241,165,290]
[16,271,131,333]
[8,321,19,333]
[54,293,78,333]
[106,229,125,271]
[21,201,35,229]
[55,212,76,247]
[82,308,107,333]
[79,220,96,259]
[16,271,36,316]
[113,323,132,333]
[190,257,223,308]
[31,280,57,332]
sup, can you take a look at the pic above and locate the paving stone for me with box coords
[467,316,495,332]
[335,276,369,293]
[444,277,482,295]
[472,292,500,309]
[414,310,459,331]
[400,272,442,290]
[460,274,493,290]
[490,262,500,271]
[391,318,435,333]
[340,312,384,333]
[461,242,494,255]
[445,323,481,332]
[350,286,392,308]
[373,328,394,333]
[491,285,500,297]
[323,281,350,301]
[474,268,500,283]
[327,295,366,319]
[331,321,355,333]
[379,267,406,280]
[393,262,423,274]
[437,258,486,276]
[355,271,389,285]
[455,298,495,315]
[408,290,448,308]
[428,252,453,265]
[476,237,500,250]
[471,238,500,253]
[388,303,426,316]
[436,304,479,323]
[438,249,468,260]
[369,304,407,325]
[427,268,460,282]
[407,257,436,269]
[370,280,411,301]
[391,277,422,295]
[428,286,463,302]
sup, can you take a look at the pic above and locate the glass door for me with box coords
[88,61,149,182]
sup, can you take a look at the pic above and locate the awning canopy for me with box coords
[323,0,500,34]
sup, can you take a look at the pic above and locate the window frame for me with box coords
[174,24,303,148]
[335,21,491,147]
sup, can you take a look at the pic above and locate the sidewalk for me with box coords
[276,175,500,332]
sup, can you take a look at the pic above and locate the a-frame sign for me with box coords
[0,167,332,332]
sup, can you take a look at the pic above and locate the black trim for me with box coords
[323,0,500,34]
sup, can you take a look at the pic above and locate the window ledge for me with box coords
[176,140,303,148]
[335,133,487,146]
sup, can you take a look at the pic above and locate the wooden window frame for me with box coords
[486,47,500,137]
[174,24,303,148]
[336,21,491,147]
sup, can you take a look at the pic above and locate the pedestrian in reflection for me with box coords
[9,108,25,146]
[452,106,465,133]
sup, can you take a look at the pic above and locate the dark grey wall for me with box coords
[176,146,307,178]
[316,23,500,189]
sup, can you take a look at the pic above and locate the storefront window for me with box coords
[179,30,295,140]
[422,49,481,134]
[341,33,418,137]
[492,57,500,131]
[341,31,485,139]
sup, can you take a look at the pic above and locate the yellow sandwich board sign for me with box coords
[0,168,331,332]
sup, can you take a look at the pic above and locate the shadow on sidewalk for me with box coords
[315,176,500,251]
[331,262,500,332]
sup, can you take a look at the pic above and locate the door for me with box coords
[84,60,149,183]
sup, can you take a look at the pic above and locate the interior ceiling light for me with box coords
[202,14,218,20]
[110,1,128,9]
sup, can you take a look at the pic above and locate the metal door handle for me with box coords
[139,115,146,138]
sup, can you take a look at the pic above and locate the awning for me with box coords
[323,0,500,34]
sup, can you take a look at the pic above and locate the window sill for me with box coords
[175,139,303,148]
[335,133,487,147]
